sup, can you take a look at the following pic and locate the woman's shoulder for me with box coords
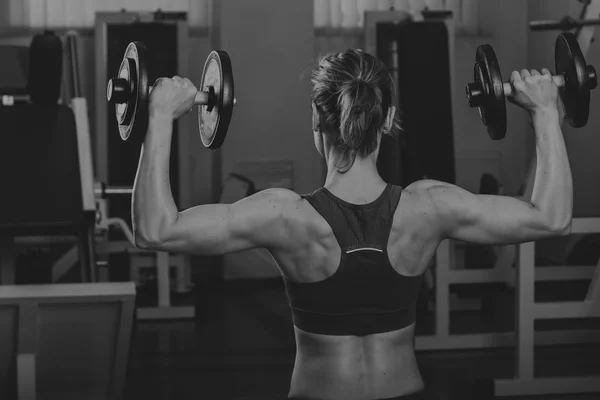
[394,179,449,226]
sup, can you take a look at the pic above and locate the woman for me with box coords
[132,49,572,400]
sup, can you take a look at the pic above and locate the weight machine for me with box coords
[0,29,194,320]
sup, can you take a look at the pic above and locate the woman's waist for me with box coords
[292,333,421,398]
[290,348,423,400]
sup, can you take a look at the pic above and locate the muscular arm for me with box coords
[132,114,298,255]
[417,108,572,245]
[518,100,566,201]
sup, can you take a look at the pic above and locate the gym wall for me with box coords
[215,0,316,197]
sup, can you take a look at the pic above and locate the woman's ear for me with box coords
[384,106,396,134]
[312,102,320,132]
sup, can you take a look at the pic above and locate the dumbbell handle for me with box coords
[147,85,211,105]
[107,78,236,106]
[148,86,237,106]
[502,74,565,97]
[467,74,567,108]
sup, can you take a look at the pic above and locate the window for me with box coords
[4,0,210,28]
[3,0,479,33]
[314,0,480,33]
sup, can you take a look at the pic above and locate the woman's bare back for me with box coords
[269,184,439,400]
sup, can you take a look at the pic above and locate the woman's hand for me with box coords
[149,75,198,120]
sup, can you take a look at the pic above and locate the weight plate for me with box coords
[113,42,149,141]
[556,32,590,128]
[115,57,136,127]
[198,50,234,149]
[475,45,507,140]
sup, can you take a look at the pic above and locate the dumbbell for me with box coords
[106,42,235,149]
[466,32,597,140]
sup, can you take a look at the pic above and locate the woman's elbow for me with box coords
[134,234,152,250]
[548,218,573,237]
[133,230,164,250]
[555,220,573,236]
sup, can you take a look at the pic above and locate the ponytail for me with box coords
[311,49,400,173]
[338,78,384,153]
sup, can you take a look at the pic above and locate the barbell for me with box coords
[106,42,236,149]
[465,32,597,140]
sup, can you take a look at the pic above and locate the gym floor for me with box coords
[123,274,600,400]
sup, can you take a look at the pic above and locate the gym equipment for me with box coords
[0,282,135,399]
[0,46,29,102]
[530,15,600,31]
[106,42,149,141]
[94,182,133,197]
[530,0,600,33]
[465,44,507,140]
[106,42,235,148]
[484,218,600,397]
[465,32,597,139]
[0,31,62,106]
[28,30,63,105]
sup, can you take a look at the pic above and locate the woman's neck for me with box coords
[324,154,386,195]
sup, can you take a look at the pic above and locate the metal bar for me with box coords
[17,302,38,400]
[448,268,510,284]
[435,240,452,336]
[587,259,600,301]
[535,265,596,281]
[112,287,136,400]
[1,94,30,105]
[415,329,600,351]
[571,217,600,233]
[535,300,600,319]
[68,32,81,98]
[516,242,535,380]
[94,186,133,196]
[495,376,600,396]
[156,251,170,308]
[577,0,600,56]
[0,247,16,285]
[530,17,600,31]
[72,98,96,212]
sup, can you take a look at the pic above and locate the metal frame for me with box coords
[416,236,600,352]
[0,89,195,320]
[492,218,600,397]
[3,234,195,320]
[72,98,96,212]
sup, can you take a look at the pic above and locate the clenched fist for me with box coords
[509,68,559,114]
[150,76,198,120]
